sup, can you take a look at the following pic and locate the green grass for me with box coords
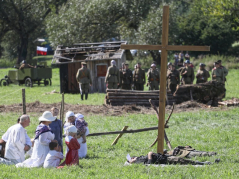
[0,68,237,105]
[1,108,239,178]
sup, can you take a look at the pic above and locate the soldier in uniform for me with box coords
[120,63,133,90]
[147,63,160,90]
[212,62,224,83]
[133,63,145,91]
[217,60,228,81]
[19,60,35,70]
[167,64,180,94]
[105,60,120,89]
[76,62,92,100]
[196,63,210,84]
[180,60,194,85]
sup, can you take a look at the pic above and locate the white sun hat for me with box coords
[75,113,84,120]
[39,111,56,122]
[65,111,75,122]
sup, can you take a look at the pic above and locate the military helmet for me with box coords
[167,62,172,66]
[214,61,219,65]
[185,60,190,64]
[217,60,222,63]
[22,60,27,64]
[199,63,205,66]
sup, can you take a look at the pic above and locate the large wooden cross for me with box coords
[121,5,210,153]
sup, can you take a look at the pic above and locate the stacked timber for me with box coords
[105,89,175,106]
[173,81,226,104]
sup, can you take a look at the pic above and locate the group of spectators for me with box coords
[0,108,89,168]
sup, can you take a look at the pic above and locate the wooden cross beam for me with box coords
[121,5,210,154]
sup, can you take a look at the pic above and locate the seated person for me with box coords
[43,141,63,168]
[19,60,35,69]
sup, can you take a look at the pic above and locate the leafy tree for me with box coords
[0,0,67,64]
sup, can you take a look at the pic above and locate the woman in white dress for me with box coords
[64,111,89,158]
[16,111,56,168]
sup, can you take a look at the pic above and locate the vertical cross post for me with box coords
[157,5,169,154]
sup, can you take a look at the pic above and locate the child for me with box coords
[75,113,88,143]
[43,141,63,168]
[59,125,80,167]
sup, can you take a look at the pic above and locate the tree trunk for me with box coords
[17,35,29,64]
[149,50,161,65]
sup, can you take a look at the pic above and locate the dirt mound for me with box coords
[0,100,213,116]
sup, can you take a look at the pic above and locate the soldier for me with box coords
[212,62,224,83]
[105,60,120,89]
[180,60,194,85]
[120,63,133,90]
[76,62,92,100]
[196,63,210,84]
[19,60,35,70]
[133,63,145,91]
[147,64,160,90]
[119,63,125,88]
[217,60,228,82]
[167,64,180,94]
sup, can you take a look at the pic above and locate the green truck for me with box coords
[0,59,52,87]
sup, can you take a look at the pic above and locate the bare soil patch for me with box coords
[0,100,212,116]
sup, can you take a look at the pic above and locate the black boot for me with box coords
[85,93,88,100]
[81,94,84,100]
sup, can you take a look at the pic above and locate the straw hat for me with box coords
[39,111,56,122]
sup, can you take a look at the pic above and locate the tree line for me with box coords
[0,0,238,64]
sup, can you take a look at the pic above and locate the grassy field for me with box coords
[0,68,238,106]
[0,59,239,178]
[1,108,239,178]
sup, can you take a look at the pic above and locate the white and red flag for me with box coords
[37,46,47,55]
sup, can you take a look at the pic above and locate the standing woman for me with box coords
[16,111,56,168]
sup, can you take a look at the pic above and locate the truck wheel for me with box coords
[25,78,32,87]
[0,79,8,86]
[44,79,52,86]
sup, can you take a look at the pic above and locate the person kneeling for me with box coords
[44,141,63,168]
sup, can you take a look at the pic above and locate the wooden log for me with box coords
[22,88,26,114]
[107,92,161,96]
[87,126,158,137]
[107,96,159,99]
[106,89,160,93]
[111,126,128,145]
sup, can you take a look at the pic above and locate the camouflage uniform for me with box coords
[167,69,180,94]
[147,68,160,90]
[76,65,92,100]
[196,69,210,84]
[133,68,145,91]
[212,67,224,83]
[121,69,133,90]
[180,66,195,85]
[105,65,120,89]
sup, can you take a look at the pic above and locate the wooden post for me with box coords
[157,5,169,154]
[111,126,128,145]
[22,88,26,114]
[61,93,65,133]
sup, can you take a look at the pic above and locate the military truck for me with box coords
[0,59,52,87]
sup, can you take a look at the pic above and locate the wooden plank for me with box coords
[121,44,163,50]
[106,89,160,93]
[166,45,210,51]
[111,126,128,145]
[157,5,169,154]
